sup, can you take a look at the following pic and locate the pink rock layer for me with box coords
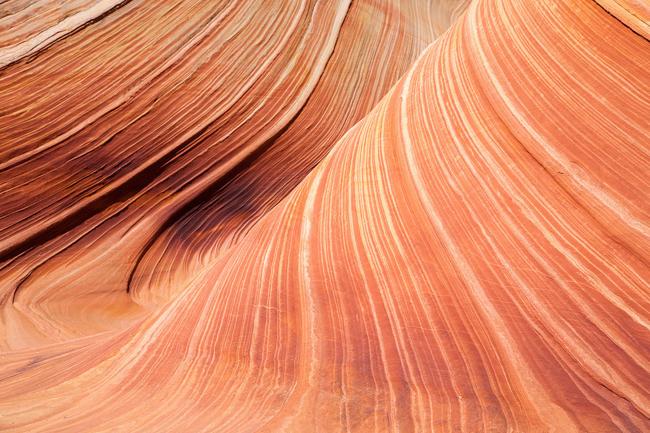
[0,0,648,432]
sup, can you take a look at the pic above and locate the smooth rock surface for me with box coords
[0,0,648,432]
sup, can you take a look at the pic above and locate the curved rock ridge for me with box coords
[595,0,649,37]
[0,0,466,348]
[0,0,648,432]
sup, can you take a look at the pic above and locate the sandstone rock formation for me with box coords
[0,0,648,432]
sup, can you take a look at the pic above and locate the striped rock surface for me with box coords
[0,0,467,347]
[0,0,648,432]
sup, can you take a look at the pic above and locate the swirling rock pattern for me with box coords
[0,0,648,432]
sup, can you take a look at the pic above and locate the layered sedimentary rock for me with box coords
[0,0,648,432]
[0,0,467,347]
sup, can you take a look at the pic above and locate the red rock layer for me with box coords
[0,0,467,347]
[0,0,648,432]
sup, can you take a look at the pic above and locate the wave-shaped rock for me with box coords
[0,0,466,347]
[0,0,647,432]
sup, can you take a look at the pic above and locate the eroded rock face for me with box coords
[0,0,647,432]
